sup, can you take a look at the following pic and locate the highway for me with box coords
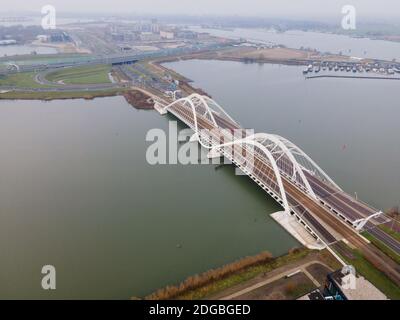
[0,42,237,75]
[367,224,400,254]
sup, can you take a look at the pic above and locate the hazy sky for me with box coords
[0,0,399,20]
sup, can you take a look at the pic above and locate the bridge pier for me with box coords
[271,211,326,250]
[353,211,383,231]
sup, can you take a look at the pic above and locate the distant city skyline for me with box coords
[0,0,399,21]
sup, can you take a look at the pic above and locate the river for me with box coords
[190,27,400,61]
[0,97,298,299]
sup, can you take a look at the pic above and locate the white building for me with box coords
[0,39,17,45]
[36,35,49,42]
[160,31,174,40]
[140,32,161,41]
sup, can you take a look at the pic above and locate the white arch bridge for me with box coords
[154,93,386,247]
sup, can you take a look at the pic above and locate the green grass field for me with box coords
[46,65,112,84]
[379,224,400,242]
[0,88,127,100]
[0,72,49,88]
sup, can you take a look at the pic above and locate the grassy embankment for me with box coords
[144,248,334,300]
[362,232,400,265]
[145,59,190,82]
[0,53,89,63]
[45,64,112,84]
[0,64,123,100]
[0,72,51,88]
[379,224,400,242]
[336,242,400,300]
[0,88,128,100]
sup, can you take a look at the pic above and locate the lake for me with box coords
[0,97,298,299]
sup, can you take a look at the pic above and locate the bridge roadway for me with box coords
[160,98,400,285]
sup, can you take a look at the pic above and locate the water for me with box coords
[0,97,298,299]
[190,27,400,61]
[0,45,57,57]
[164,59,400,210]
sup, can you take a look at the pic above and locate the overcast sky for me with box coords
[0,0,399,20]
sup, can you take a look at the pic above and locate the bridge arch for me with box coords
[160,93,241,148]
[161,93,240,128]
[159,93,341,212]
[210,137,290,213]
[269,134,342,191]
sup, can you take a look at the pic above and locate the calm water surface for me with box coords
[190,27,400,61]
[0,97,298,299]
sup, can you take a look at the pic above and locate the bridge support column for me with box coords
[353,211,383,231]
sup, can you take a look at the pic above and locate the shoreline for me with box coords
[142,247,342,300]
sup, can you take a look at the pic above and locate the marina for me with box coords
[302,61,400,79]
